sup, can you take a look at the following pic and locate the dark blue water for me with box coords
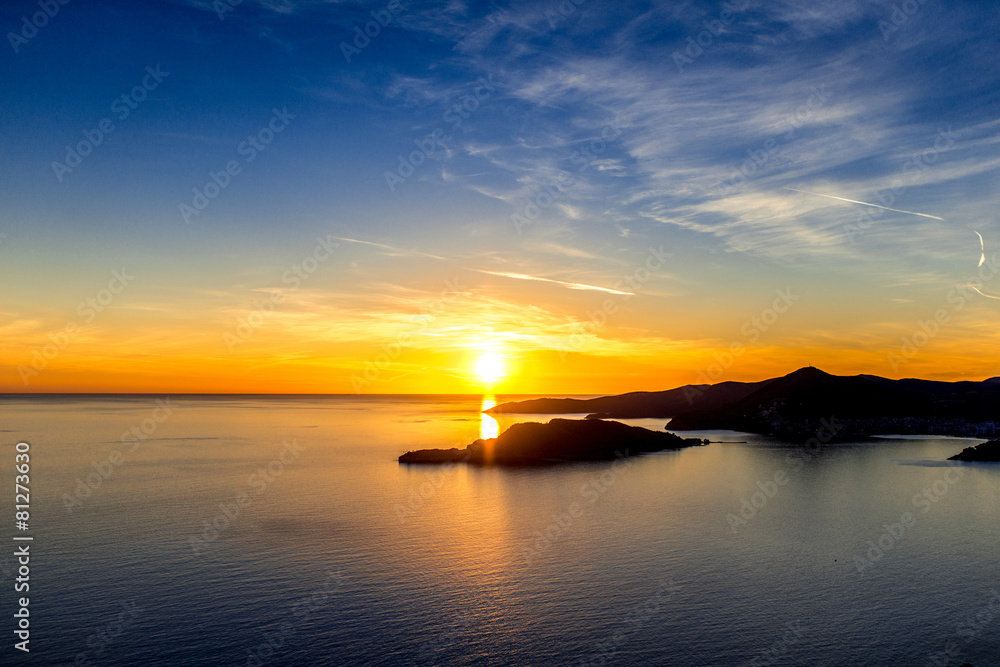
[2,395,998,666]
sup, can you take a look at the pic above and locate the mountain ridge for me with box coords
[488,367,1000,439]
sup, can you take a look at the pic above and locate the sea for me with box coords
[2,394,999,666]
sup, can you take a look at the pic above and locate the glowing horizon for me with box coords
[2,2,999,395]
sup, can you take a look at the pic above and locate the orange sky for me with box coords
[4,252,998,394]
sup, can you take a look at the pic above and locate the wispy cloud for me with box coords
[364,0,998,276]
[330,237,448,261]
[473,269,633,295]
[333,236,634,295]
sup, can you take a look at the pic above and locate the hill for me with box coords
[489,368,1000,439]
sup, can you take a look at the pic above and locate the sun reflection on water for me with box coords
[480,395,499,440]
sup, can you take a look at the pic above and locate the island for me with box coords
[487,367,1000,440]
[948,440,1000,462]
[398,418,706,465]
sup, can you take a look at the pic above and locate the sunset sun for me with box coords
[474,351,506,386]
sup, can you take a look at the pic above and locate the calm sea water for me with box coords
[2,394,999,666]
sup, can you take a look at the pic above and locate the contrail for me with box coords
[970,285,1000,300]
[472,269,634,295]
[330,236,448,261]
[785,188,945,221]
[335,236,633,295]
[970,231,1000,298]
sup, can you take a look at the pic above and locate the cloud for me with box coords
[350,0,998,277]
[472,269,633,295]
[330,237,448,261]
[332,236,637,295]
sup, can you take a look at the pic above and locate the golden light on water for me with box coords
[480,395,499,440]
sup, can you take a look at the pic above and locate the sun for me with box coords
[474,351,506,386]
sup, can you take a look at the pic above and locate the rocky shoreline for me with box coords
[398,418,706,465]
[490,368,1000,440]
[948,440,1000,462]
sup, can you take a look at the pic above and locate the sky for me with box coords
[1,0,999,394]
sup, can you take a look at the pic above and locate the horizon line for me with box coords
[2,370,999,398]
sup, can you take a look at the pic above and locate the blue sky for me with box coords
[2,0,999,392]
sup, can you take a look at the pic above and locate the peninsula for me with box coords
[949,440,1000,462]
[488,367,1000,440]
